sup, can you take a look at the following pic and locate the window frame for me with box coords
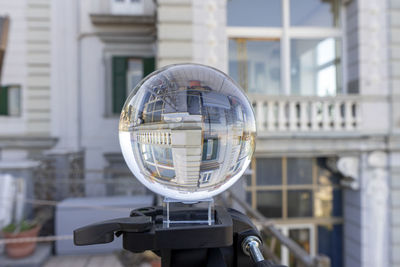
[0,85,22,117]
[246,157,343,224]
[227,0,346,95]
[246,156,344,262]
[103,49,155,117]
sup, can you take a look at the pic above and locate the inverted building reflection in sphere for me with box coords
[119,64,256,201]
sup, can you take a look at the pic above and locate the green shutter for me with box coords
[0,86,8,115]
[112,57,127,114]
[143,57,155,77]
[112,56,155,114]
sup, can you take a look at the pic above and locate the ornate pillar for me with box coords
[363,151,389,267]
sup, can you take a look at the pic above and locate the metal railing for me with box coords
[222,191,331,267]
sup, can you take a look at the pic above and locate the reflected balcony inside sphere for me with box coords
[119,64,256,201]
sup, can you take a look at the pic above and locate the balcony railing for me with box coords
[248,94,360,133]
[0,85,21,116]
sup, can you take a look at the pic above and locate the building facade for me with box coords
[0,0,399,266]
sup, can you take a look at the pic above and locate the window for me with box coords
[139,143,176,181]
[248,157,342,220]
[227,0,342,95]
[110,0,144,15]
[200,172,212,184]
[202,138,219,161]
[112,56,155,114]
[0,85,21,116]
[247,157,343,267]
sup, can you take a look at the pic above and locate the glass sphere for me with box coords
[119,64,256,201]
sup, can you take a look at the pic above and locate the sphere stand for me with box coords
[74,205,286,267]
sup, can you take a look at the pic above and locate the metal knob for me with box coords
[242,236,265,263]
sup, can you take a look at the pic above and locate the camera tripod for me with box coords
[74,205,286,267]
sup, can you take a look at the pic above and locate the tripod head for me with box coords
[74,205,285,267]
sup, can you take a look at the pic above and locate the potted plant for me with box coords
[0,177,41,259]
[2,219,40,258]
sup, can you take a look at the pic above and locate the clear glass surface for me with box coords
[229,39,281,94]
[227,0,282,27]
[290,0,340,27]
[119,64,256,201]
[126,58,143,96]
[289,228,311,266]
[163,197,215,227]
[256,158,282,185]
[291,38,341,96]
[287,190,313,217]
[256,191,282,218]
[287,158,313,185]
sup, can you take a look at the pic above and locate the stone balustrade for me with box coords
[248,94,361,133]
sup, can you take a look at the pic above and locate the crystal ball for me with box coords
[119,64,256,201]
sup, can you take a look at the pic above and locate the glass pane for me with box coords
[256,158,282,185]
[288,190,313,217]
[290,0,340,27]
[126,58,143,95]
[318,167,340,185]
[289,228,311,266]
[291,38,341,96]
[257,191,282,218]
[287,158,313,185]
[318,224,343,267]
[229,39,281,94]
[227,0,282,27]
[315,187,342,217]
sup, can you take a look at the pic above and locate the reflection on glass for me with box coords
[291,38,341,96]
[119,64,256,200]
[314,184,332,218]
[256,158,282,185]
[229,39,281,94]
[257,191,282,218]
[287,158,313,185]
[288,190,313,217]
[315,186,342,218]
[227,0,281,27]
[126,58,143,95]
[290,0,340,27]
[289,228,311,266]
[318,166,340,185]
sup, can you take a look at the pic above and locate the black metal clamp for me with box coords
[74,206,286,267]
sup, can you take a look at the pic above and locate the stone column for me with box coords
[157,0,227,72]
[362,151,389,267]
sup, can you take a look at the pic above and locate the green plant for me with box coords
[2,220,37,233]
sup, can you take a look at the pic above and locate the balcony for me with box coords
[249,94,361,134]
[90,0,155,26]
